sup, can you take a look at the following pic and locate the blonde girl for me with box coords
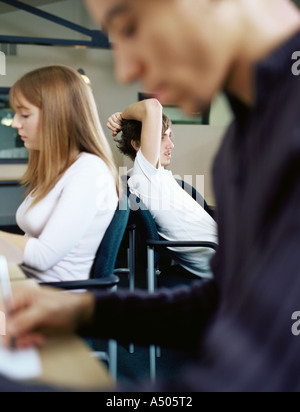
[0,65,119,282]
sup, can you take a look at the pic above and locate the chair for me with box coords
[128,193,161,287]
[40,194,130,381]
[128,180,217,292]
[176,179,216,220]
[122,178,214,290]
[40,194,130,289]
[127,190,218,382]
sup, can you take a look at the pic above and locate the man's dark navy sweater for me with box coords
[89,30,300,392]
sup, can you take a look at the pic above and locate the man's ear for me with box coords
[131,140,140,152]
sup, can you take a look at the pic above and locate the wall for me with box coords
[168,125,227,206]
[0,0,141,177]
[0,0,233,221]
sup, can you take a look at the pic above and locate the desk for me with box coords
[0,236,23,265]
[0,256,114,390]
[38,336,113,390]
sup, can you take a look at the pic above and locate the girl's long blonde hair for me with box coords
[10,65,120,207]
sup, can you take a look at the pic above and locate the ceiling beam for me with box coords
[0,0,110,49]
[0,0,61,15]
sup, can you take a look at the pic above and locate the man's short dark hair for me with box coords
[115,113,172,162]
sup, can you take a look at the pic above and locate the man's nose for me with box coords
[167,138,175,150]
[115,48,145,85]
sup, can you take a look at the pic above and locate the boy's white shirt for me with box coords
[128,149,218,278]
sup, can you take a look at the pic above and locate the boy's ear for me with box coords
[131,140,140,152]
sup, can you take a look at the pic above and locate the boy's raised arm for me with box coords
[108,99,163,168]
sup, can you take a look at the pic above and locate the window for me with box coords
[0,88,29,164]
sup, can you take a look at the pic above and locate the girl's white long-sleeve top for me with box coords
[16,153,118,282]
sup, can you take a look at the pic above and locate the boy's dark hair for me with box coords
[115,113,172,162]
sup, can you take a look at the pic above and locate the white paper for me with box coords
[0,338,42,381]
[0,255,13,311]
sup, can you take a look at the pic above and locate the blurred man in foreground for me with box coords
[2,0,300,392]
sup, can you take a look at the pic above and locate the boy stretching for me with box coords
[107,99,218,280]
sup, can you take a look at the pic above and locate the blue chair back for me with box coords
[91,195,130,279]
[128,193,160,269]
[176,179,215,219]
[126,179,214,273]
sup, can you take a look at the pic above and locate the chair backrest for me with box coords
[176,179,215,220]
[128,193,161,269]
[91,195,130,279]
[126,178,214,271]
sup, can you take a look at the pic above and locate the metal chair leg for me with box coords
[129,228,136,292]
[150,344,157,383]
[147,246,156,293]
[108,339,118,382]
[129,228,136,355]
[147,245,157,381]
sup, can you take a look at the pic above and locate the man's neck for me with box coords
[227,0,300,106]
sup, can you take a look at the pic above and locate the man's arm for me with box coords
[82,280,219,351]
[6,281,219,352]
[108,99,163,168]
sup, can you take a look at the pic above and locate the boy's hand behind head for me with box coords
[107,112,123,137]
